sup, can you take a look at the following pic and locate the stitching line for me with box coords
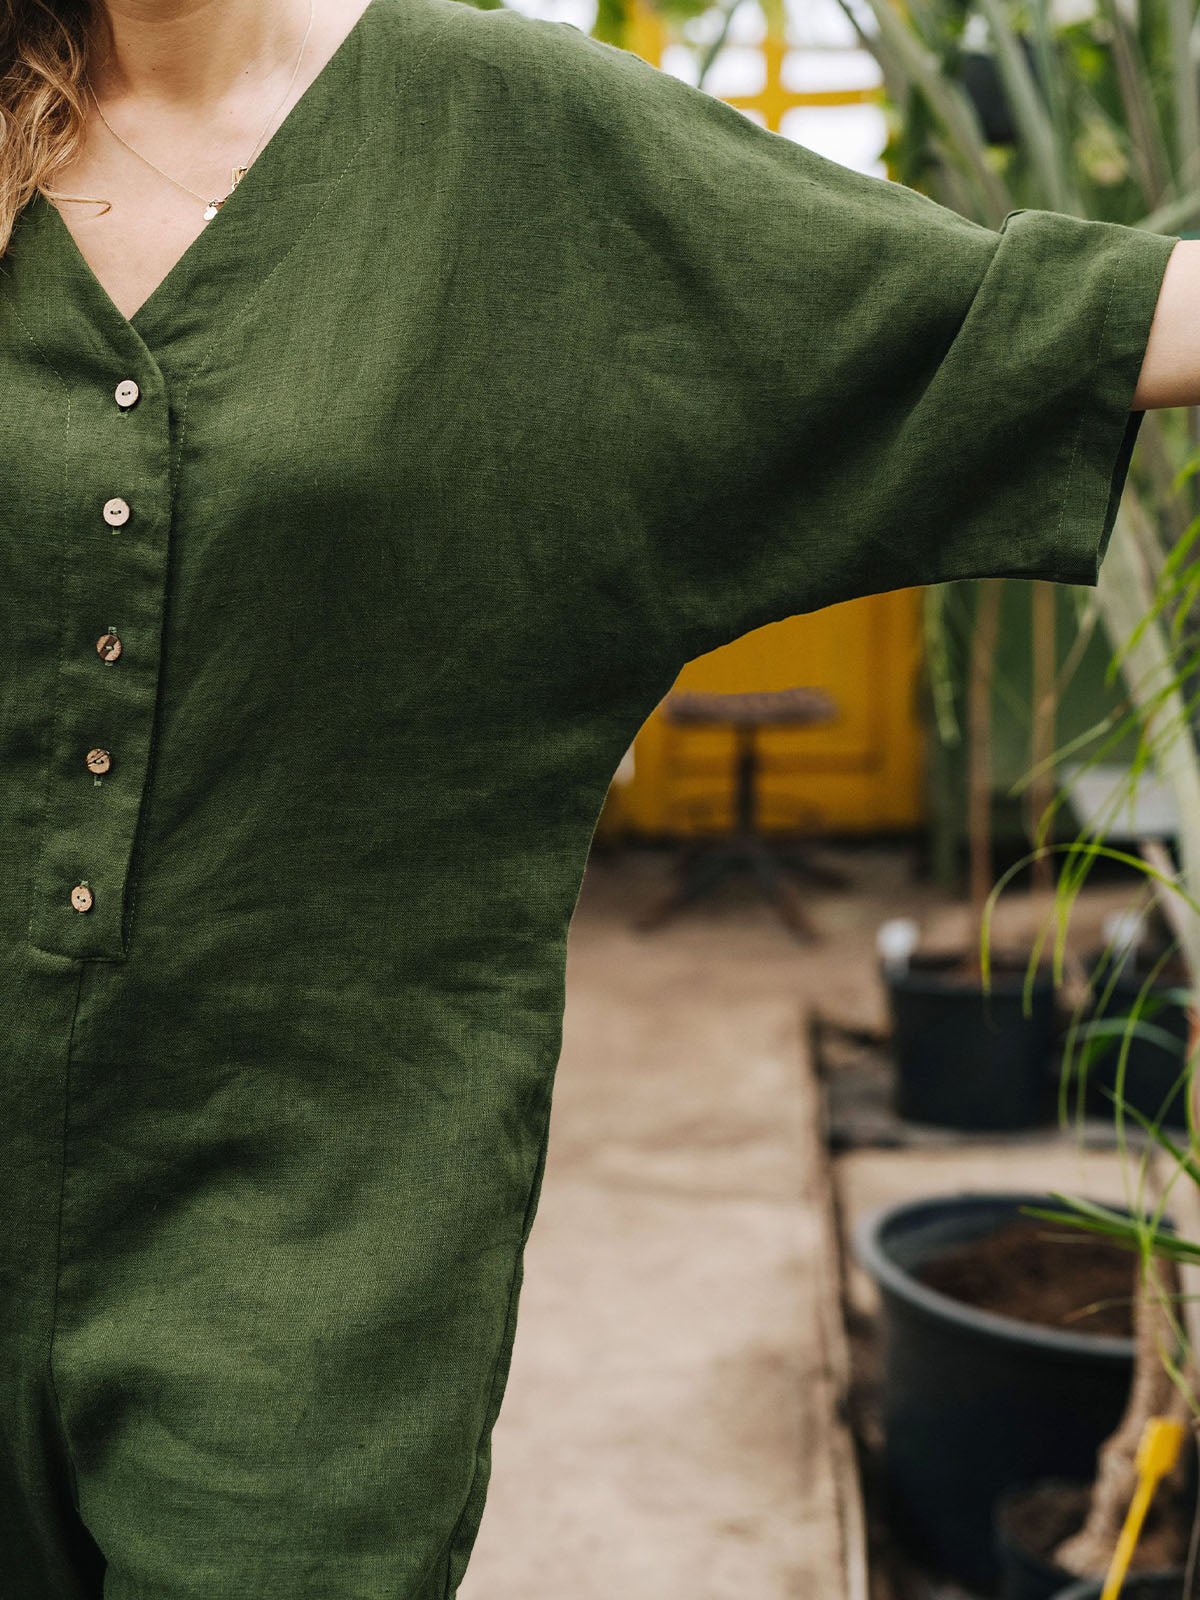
[46,958,90,1517]
[438,1066,556,1599]
[1048,248,1122,574]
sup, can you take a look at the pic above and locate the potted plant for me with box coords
[854,1189,1165,1592]
[988,883,1200,1599]
[997,1480,1189,1600]
[1067,907,1192,1135]
[991,1236,1197,1598]
[884,580,1059,1130]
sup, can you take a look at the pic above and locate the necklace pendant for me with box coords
[204,166,247,222]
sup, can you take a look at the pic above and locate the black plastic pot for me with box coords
[1053,1575,1187,1599]
[885,956,1057,1130]
[960,41,1042,145]
[854,1191,1169,1595]
[1068,954,1191,1133]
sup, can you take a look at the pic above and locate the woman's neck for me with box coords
[89,0,316,112]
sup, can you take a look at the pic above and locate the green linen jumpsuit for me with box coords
[0,0,1181,1591]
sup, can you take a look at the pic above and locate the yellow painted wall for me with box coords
[595,2,927,841]
[601,590,926,838]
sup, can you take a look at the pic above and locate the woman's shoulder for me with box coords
[387,0,674,118]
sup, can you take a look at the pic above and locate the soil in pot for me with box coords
[997,1479,1196,1600]
[886,950,1057,1131]
[916,1216,1136,1339]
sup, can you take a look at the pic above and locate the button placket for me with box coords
[85,465,131,914]
[31,360,170,959]
[87,420,132,911]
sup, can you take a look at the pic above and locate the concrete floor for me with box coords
[456,844,1167,1600]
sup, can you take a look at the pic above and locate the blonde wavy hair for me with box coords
[0,0,107,260]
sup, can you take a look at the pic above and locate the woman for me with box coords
[0,0,1195,1595]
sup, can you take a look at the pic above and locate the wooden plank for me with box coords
[800,1006,873,1600]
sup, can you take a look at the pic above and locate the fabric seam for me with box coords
[438,1066,556,1599]
[1047,249,1122,579]
[46,957,90,1516]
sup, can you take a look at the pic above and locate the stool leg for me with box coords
[775,847,848,889]
[735,725,758,834]
[745,838,820,942]
[634,718,831,937]
[632,845,738,931]
[738,724,819,938]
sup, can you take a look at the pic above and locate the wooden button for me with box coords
[86,748,111,774]
[114,379,140,408]
[96,633,122,663]
[70,884,94,913]
[103,497,130,527]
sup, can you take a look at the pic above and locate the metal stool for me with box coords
[634,686,844,941]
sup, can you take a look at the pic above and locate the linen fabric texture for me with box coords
[0,0,1179,1592]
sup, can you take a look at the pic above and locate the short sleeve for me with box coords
[478,13,1180,677]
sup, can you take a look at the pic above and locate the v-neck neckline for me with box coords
[25,0,391,355]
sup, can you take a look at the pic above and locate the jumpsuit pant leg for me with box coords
[2,953,106,1597]
[3,941,554,1598]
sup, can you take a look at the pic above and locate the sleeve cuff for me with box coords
[998,208,1179,587]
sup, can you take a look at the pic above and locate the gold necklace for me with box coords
[86,0,316,221]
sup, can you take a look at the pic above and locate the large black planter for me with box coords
[1053,1576,1187,1600]
[854,1191,1171,1595]
[885,956,1057,1130]
[1068,954,1191,1133]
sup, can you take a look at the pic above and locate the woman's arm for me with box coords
[1133,239,1200,408]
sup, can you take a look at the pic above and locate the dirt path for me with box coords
[459,845,895,1599]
